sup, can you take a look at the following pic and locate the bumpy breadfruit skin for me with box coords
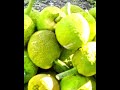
[24,14,35,47]
[28,30,61,69]
[36,6,66,31]
[89,7,96,19]
[24,50,38,84]
[72,42,96,76]
[80,11,96,41]
[28,74,60,90]
[60,74,92,90]
[61,4,96,41]
[55,13,90,50]
[29,8,40,25]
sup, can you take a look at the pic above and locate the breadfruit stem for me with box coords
[67,2,71,15]
[55,67,78,80]
[54,59,70,71]
[55,15,63,22]
[24,0,35,15]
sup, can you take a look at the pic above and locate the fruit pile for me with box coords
[24,0,96,90]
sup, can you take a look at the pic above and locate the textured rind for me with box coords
[89,7,96,19]
[29,8,41,25]
[28,74,60,90]
[28,30,61,69]
[24,14,35,47]
[72,42,96,76]
[36,6,66,31]
[55,13,90,50]
[80,11,96,41]
[24,50,38,84]
[60,74,92,90]
[61,4,96,41]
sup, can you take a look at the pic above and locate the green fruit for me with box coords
[61,56,73,68]
[24,50,38,84]
[28,74,60,90]
[94,2,96,7]
[88,7,96,19]
[53,63,65,73]
[59,47,76,68]
[59,47,76,60]
[36,6,66,31]
[72,42,96,76]
[24,0,35,47]
[29,8,40,26]
[79,11,96,41]
[61,3,96,41]
[24,14,35,47]
[61,3,84,14]
[55,13,90,50]
[28,30,61,69]
[77,81,92,90]
[60,74,92,90]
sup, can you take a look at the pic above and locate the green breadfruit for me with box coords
[89,7,96,19]
[60,74,93,90]
[24,14,35,47]
[55,13,90,50]
[28,74,60,90]
[61,3,96,41]
[72,42,96,76]
[36,6,66,31]
[24,50,38,84]
[28,30,61,69]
